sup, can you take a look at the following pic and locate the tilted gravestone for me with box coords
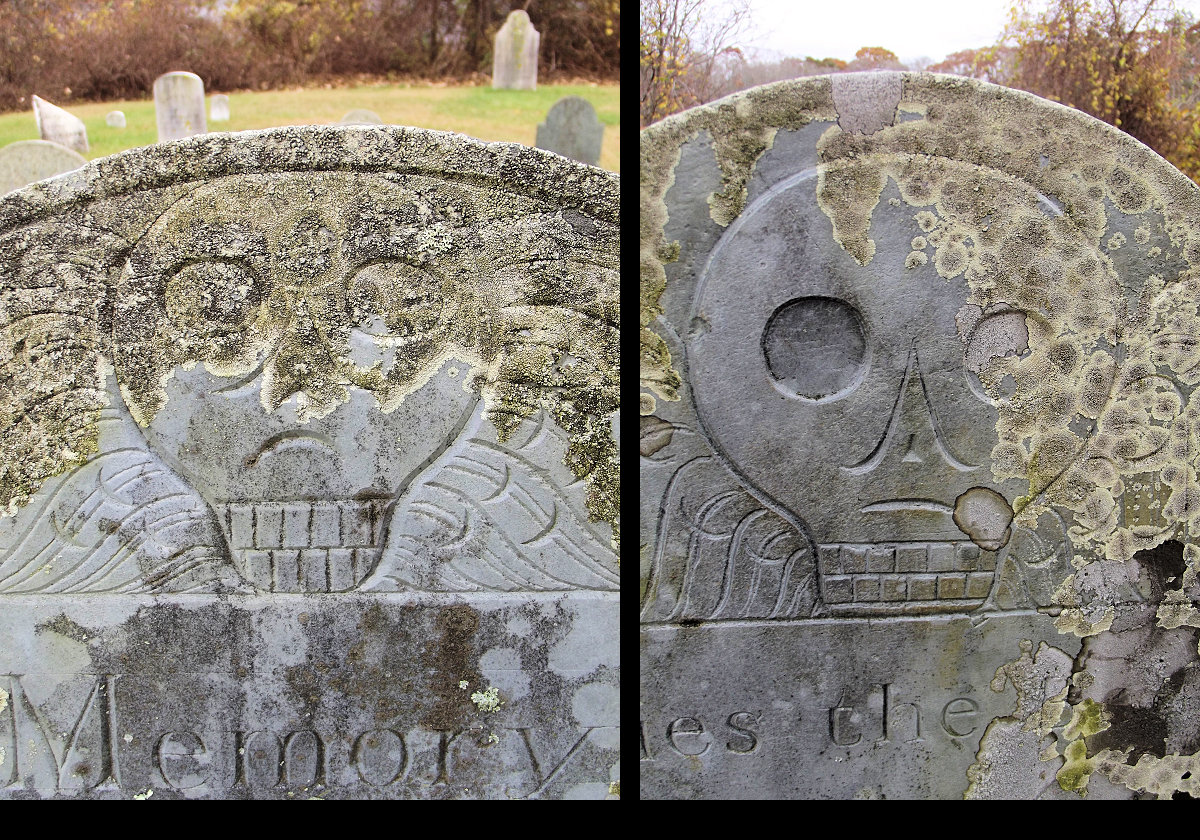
[153,71,207,142]
[105,111,126,129]
[641,72,1200,799]
[338,109,383,126]
[492,10,539,91]
[210,94,230,122]
[31,95,88,155]
[536,97,603,167]
[0,140,86,196]
[0,125,620,799]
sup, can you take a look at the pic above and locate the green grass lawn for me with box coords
[0,82,619,173]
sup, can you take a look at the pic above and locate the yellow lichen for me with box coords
[470,685,503,713]
[641,72,1200,794]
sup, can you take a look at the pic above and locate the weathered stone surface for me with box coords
[31,95,88,154]
[338,109,383,125]
[641,72,1200,799]
[0,125,619,799]
[492,10,539,91]
[105,111,126,129]
[0,140,86,196]
[153,71,207,142]
[210,94,230,122]
[536,97,603,167]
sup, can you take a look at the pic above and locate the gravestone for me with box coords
[0,125,620,799]
[210,95,230,122]
[153,71,207,142]
[31,95,88,154]
[536,97,603,167]
[0,139,86,195]
[338,109,383,126]
[105,111,126,129]
[492,10,539,90]
[641,71,1200,799]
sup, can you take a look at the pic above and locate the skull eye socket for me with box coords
[962,308,1030,403]
[761,296,869,401]
[164,260,262,336]
[348,261,446,338]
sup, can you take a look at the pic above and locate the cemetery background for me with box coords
[641,0,1200,185]
[0,83,620,172]
[0,0,619,112]
[0,1,620,172]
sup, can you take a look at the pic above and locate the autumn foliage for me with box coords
[640,0,749,126]
[641,0,1200,185]
[990,0,1200,180]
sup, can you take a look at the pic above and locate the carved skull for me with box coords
[687,170,1029,613]
[113,172,479,592]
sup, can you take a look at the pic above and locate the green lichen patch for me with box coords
[0,130,621,542]
[1063,697,1111,741]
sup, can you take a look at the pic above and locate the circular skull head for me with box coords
[113,172,481,591]
[690,170,1026,546]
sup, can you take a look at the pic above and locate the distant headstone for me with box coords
[492,10,539,90]
[0,139,86,195]
[642,72,1200,799]
[210,94,230,122]
[106,110,126,129]
[536,96,603,166]
[338,109,383,125]
[0,124,620,799]
[153,71,207,142]
[31,95,88,155]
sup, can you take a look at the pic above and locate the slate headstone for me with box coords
[153,71,207,142]
[0,125,620,799]
[641,71,1200,799]
[492,10,539,90]
[536,96,603,166]
[105,110,126,129]
[338,109,383,125]
[0,139,86,195]
[31,95,88,154]
[210,94,230,122]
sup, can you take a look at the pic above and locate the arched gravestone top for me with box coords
[210,94,230,122]
[0,125,619,799]
[0,139,86,196]
[105,110,126,129]
[536,96,604,167]
[492,10,539,91]
[641,72,1200,799]
[153,71,207,142]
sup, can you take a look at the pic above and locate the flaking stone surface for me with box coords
[641,72,1200,799]
[0,124,619,799]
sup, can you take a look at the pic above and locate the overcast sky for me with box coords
[738,0,1200,66]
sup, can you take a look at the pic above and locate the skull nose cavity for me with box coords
[844,345,977,476]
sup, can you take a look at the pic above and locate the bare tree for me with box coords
[640,0,751,127]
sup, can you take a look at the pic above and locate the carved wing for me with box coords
[0,190,243,594]
[641,455,819,623]
[0,397,240,594]
[364,409,618,592]
[0,220,117,514]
